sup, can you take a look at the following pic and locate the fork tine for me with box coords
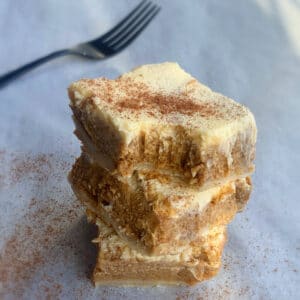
[112,6,160,52]
[103,2,155,44]
[97,0,150,42]
[106,3,158,47]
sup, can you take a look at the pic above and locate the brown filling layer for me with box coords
[121,126,255,187]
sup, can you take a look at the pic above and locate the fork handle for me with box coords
[0,49,73,88]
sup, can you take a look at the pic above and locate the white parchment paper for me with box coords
[0,1,299,299]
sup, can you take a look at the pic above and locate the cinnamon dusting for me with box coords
[75,77,245,120]
[0,152,95,298]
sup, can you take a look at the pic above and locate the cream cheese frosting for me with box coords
[70,62,256,150]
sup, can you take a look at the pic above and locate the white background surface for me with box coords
[0,0,300,299]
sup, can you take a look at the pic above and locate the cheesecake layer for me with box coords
[69,153,252,255]
[69,62,256,187]
[89,213,227,286]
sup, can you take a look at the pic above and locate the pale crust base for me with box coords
[92,263,221,286]
[89,214,227,286]
[69,154,252,255]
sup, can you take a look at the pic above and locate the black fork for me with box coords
[0,0,160,88]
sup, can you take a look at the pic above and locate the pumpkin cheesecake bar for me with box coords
[68,62,256,188]
[69,153,252,255]
[88,212,227,286]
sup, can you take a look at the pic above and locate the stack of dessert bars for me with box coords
[68,63,256,285]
